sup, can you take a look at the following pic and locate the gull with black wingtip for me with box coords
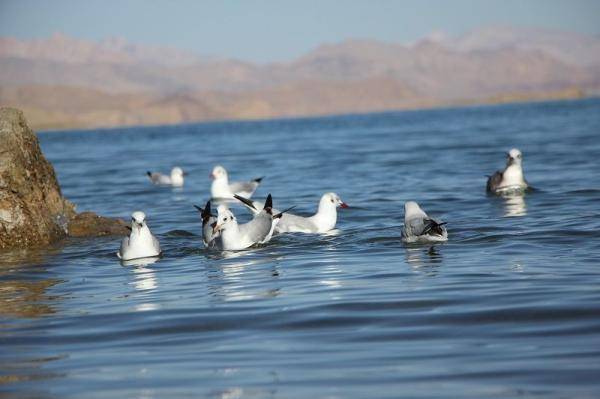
[401,201,448,244]
[236,192,348,234]
[211,194,285,251]
[147,167,186,187]
[210,165,263,199]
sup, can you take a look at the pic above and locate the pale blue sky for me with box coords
[0,0,598,62]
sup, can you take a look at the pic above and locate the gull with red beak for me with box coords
[211,194,284,251]
[117,211,161,260]
[210,165,263,199]
[147,167,186,187]
[401,201,448,244]
[236,192,349,234]
[486,148,529,194]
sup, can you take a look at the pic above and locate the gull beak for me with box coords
[340,202,349,209]
[183,172,189,176]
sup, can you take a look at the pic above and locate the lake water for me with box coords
[2,98,600,398]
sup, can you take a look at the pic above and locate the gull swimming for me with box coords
[212,194,283,251]
[193,200,218,248]
[210,165,263,199]
[401,201,448,243]
[117,211,162,260]
[147,167,185,187]
[486,148,528,194]
[237,192,348,234]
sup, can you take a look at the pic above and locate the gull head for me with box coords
[321,192,349,209]
[213,204,235,233]
[211,165,228,180]
[131,211,146,229]
[506,148,523,167]
[404,201,427,219]
[171,167,185,178]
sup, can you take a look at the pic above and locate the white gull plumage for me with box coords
[486,148,528,194]
[237,192,348,234]
[210,165,262,199]
[147,167,185,187]
[117,211,161,260]
[211,194,283,250]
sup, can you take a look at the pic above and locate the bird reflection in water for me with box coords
[405,245,443,276]
[502,193,527,217]
[206,253,282,302]
[121,256,160,311]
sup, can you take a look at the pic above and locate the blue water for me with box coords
[2,98,600,398]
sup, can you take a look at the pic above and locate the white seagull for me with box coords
[118,211,162,260]
[147,167,186,187]
[401,201,448,243]
[212,194,283,251]
[210,165,263,199]
[486,148,529,194]
[237,192,348,234]
[193,200,219,248]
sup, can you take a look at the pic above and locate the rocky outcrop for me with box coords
[0,108,127,249]
[68,212,129,237]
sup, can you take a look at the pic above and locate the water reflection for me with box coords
[122,257,160,311]
[503,194,527,217]
[405,246,443,276]
[206,255,282,302]
[0,278,61,318]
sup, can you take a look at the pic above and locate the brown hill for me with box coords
[0,28,598,130]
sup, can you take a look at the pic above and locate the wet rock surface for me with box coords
[68,212,128,237]
[0,107,127,249]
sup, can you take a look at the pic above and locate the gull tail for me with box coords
[146,171,152,178]
[234,194,257,210]
[423,219,447,236]
[274,205,295,219]
[263,194,273,214]
[193,200,215,222]
[252,176,264,184]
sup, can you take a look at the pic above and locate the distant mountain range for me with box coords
[1,26,598,130]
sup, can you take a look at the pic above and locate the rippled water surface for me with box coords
[2,99,600,398]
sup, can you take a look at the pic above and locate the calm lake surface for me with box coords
[2,98,600,398]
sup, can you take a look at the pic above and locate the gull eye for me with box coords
[330,198,334,203]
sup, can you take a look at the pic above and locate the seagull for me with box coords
[193,200,218,248]
[401,201,448,243]
[212,194,283,250]
[486,148,528,194]
[210,165,263,199]
[236,192,348,234]
[147,167,186,187]
[117,211,162,260]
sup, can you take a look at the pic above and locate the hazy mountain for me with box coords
[0,27,597,129]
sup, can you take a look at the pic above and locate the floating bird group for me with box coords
[118,149,529,261]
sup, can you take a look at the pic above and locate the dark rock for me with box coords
[68,212,128,237]
[0,108,127,249]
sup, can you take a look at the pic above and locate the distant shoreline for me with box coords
[33,88,589,133]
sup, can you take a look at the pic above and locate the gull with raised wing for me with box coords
[193,200,218,248]
[401,201,448,244]
[212,194,283,251]
[237,192,348,234]
[210,165,263,199]
[118,211,162,260]
[147,167,186,187]
[486,148,529,194]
